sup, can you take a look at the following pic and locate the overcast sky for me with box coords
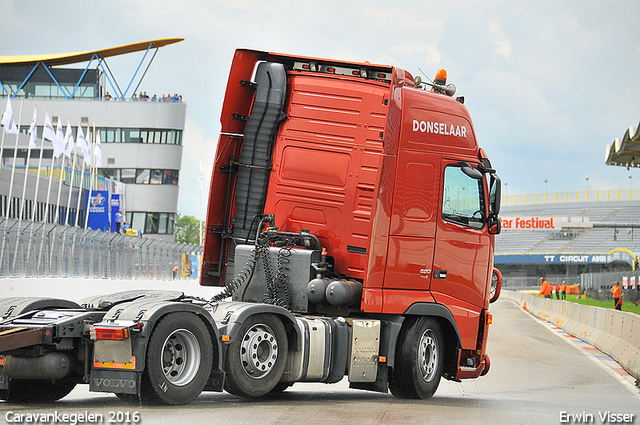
[2,0,639,218]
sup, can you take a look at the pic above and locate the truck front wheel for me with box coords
[224,314,288,398]
[140,312,213,405]
[389,317,444,399]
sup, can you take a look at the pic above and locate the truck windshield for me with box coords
[441,165,485,229]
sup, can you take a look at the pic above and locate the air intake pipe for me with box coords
[232,61,287,242]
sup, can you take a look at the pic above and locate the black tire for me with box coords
[140,312,213,405]
[389,317,444,399]
[224,314,288,398]
[270,381,293,393]
[3,380,76,403]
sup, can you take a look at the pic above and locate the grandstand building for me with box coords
[0,39,184,241]
[495,190,640,285]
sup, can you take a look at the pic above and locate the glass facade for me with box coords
[99,127,182,145]
[126,212,175,235]
[99,168,179,185]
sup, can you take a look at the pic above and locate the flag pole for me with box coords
[65,135,78,226]
[19,104,38,222]
[74,125,89,227]
[31,110,47,222]
[53,114,65,224]
[6,98,24,219]
[54,155,65,225]
[84,123,96,229]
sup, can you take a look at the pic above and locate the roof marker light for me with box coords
[434,69,447,85]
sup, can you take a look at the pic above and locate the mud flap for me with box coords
[90,369,140,395]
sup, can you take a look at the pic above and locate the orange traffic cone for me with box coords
[522,301,527,311]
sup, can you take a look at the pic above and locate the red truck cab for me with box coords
[202,48,501,383]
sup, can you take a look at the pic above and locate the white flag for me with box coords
[94,130,102,167]
[53,116,64,158]
[1,97,19,135]
[28,104,38,148]
[77,125,91,166]
[199,159,203,191]
[43,111,56,143]
[63,119,74,157]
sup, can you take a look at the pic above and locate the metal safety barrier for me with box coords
[0,217,202,280]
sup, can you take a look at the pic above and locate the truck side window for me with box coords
[441,165,485,229]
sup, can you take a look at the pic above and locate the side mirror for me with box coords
[490,173,501,216]
[488,216,501,235]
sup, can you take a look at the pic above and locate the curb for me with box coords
[502,290,640,382]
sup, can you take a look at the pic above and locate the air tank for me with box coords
[325,280,363,306]
[4,352,73,380]
[307,278,330,304]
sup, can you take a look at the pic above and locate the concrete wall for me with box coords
[503,290,640,381]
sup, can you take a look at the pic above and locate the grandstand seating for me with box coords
[496,200,640,254]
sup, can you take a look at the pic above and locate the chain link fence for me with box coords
[502,274,582,290]
[0,217,202,280]
[581,270,640,304]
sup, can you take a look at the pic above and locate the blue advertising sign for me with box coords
[110,194,121,233]
[85,191,109,231]
[191,254,198,278]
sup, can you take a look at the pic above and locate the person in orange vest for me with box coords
[560,281,567,300]
[538,277,552,299]
[554,283,560,299]
[611,281,622,311]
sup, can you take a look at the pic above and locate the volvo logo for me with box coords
[93,378,136,389]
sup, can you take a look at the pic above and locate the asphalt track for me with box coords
[1,296,639,425]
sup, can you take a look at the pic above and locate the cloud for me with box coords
[488,18,513,59]
[177,118,216,218]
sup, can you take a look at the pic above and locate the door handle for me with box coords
[434,270,447,279]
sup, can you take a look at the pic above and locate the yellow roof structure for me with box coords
[0,38,183,67]
[605,122,640,168]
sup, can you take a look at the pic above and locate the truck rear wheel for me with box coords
[2,380,76,403]
[224,314,288,398]
[389,317,444,399]
[140,312,213,405]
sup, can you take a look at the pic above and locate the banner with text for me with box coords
[85,190,109,231]
[500,216,591,230]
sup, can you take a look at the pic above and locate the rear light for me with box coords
[90,326,130,341]
[327,67,335,73]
